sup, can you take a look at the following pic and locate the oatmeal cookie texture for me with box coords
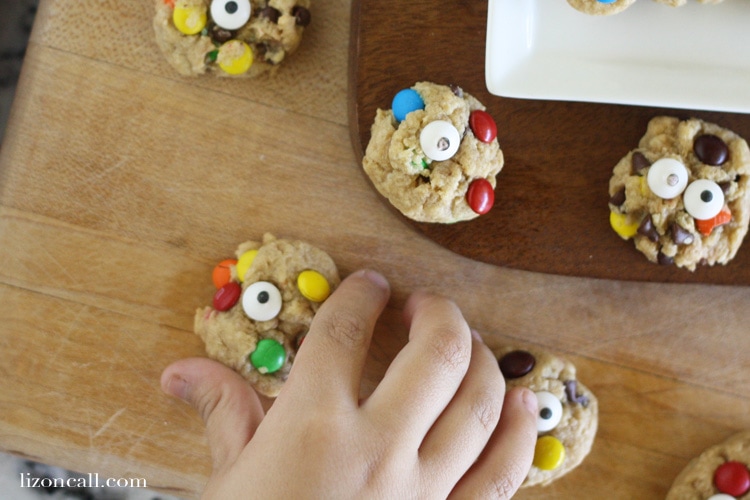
[362,82,504,223]
[486,341,598,487]
[194,234,339,397]
[666,431,750,499]
[608,116,750,271]
[153,0,311,77]
[568,0,723,15]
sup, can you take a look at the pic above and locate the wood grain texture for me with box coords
[349,0,750,285]
[0,0,748,498]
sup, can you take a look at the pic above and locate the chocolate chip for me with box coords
[719,181,732,195]
[631,151,651,175]
[637,216,659,242]
[292,6,311,27]
[449,84,464,98]
[657,252,675,266]
[694,134,728,166]
[259,6,281,23]
[499,350,536,379]
[609,187,626,207]
[211,26,234,44]
[671,223,695,245]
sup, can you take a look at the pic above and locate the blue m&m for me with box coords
[392,88,424,122]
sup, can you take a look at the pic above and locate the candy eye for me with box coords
[684,179,725,220]
[211,0,251,30]
[420,120,460,162]
[535,391,563,433]
[242,281,282,321]
[647,158,689,200]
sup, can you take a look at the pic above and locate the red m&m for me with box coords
[213,282,242,311]
[469,110,497,144]
[466,178,495,215]
[714,461,750,497]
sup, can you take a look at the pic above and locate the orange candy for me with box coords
[212,259,237,289]
[695,208,732,236]
[163,0,175,7]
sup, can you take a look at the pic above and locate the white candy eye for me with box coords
[647,158,689,200]
[684,179,725,220]
[419,120,460,162]
[211,0,251,30]
[242,281,282,321]
[535,391,563,433]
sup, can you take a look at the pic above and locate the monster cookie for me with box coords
[194,234,339,397]
[362,82,504,223]
[608,116,750,271]
[568,0,723,15]
[487,343,598,487]
[153,0,311,77]
[666,431,750,499]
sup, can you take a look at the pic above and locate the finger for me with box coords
[284,269,390,405]
[161,357,265,471]
[418,332,505,490]
[364,291,472,442]
[448,386,538,500]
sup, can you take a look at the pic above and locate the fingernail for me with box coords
[520,387,538,415]
[165,374,189,401]
[353,269,389,290]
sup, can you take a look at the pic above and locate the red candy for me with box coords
[213,282,242,311]
[469,110,497,143]
[466,178,495,215]
[714,461,750,497]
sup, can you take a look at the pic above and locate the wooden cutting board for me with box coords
[348,0,750,286]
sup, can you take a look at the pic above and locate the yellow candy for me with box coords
[236,250,258,283]
[297,270,331,302]
[533,436,565,471]
[218,40,254,75]
[172,2,207,35]
[609,211,640,240]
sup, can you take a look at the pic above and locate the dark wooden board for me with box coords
[348,0,750,285]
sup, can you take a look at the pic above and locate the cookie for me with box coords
[194,234,340,397]
[362,82,504,223]
[153,0,311,77]
[666,431,750,499]
[608,116,750,271]
[568,0,723,15]
[487,343,598,487]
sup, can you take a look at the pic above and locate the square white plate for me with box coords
[485,0,750,113]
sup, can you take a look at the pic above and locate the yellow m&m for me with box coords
[533,435,565,471]
[609,211,640,240]
[172,1,207,35]
[236,249,258,283]
[297,270,331,302]
[218,40,254,75]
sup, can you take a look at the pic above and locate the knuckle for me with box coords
[321,309,370,352]
[470,391,503,433]
[486,463,526,500]
[426,325,471,372]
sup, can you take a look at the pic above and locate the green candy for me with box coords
[250,339,286,374]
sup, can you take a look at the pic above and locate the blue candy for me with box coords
[391,89,425,122]
[597,0,617,3]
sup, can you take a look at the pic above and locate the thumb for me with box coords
[161,357,265,471]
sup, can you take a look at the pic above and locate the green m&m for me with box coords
[250,338,286,374]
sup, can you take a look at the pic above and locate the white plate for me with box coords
[485,0,750,113]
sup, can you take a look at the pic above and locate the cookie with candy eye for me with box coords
[487,343,598,487]
[194,234,339,397]
[608,116,750,271]
[666,431,750,499]
[362,82,504,223]
[153,0,312,77]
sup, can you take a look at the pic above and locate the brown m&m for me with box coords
[499,350,536,379]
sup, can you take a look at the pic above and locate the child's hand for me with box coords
[162,270,538,499]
